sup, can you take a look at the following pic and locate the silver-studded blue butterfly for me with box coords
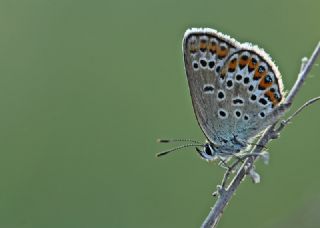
[158,28,284,161]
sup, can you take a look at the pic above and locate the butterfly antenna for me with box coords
[156,143,204,157]
[157,138,202,144]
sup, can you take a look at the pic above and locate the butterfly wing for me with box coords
[183,28,284,148]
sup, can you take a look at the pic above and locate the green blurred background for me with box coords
[0,0,319,227]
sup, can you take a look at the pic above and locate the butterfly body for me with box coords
[183,28,284,160]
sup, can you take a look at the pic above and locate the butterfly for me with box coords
[158,28,284,161]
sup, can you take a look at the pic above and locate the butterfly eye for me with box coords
[205,145,212,156]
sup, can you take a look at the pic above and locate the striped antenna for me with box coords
[157,138,202,144]
[156,143,203,157]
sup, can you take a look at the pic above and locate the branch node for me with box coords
[216,185,226,195]
[212,191,219,197]
[248,168,261,184]
[260,151,270,165]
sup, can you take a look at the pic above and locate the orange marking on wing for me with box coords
[199,40,208,51]
[239,57,249,67]
[264,90,273,101]
[265,90,280,106]
[248,57,258,69]
[254,66,267,80]
[190,46,197,53]
[217,45,228,58]
[208,42,217,54]
[189,40,197,53]
[228,58,237,71]
[259,75,273,89]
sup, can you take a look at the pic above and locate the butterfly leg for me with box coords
[213,158,237,196]
[218,152,261,192]
[232,134,247,147]
[215,151,268,195]
[219,156,243,190]
[218,157,230,170]
[236,151,269,163]
[233,134,268,151]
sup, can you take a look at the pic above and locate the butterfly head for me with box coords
[157,138,219,160]
[196,142,219,161]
